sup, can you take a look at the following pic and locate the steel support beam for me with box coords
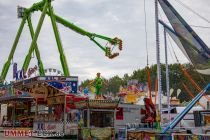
[1,16,27,80]
[22,1,48,73]
[27,16,45,76]
[48,2,70,76]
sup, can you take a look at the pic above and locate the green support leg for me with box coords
[22,1,48,73]
[48,3,70,76]
[1,16,27,80]
[27,16,45,76]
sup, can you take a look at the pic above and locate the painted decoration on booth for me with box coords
[15,70,24,80]
[29,86,48,100]
[0,84,13,97]
[48,81,77,94]
[55,105,63,121]
[15,89,31,97]
[27,65,38,78]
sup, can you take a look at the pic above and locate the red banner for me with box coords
[65,95,87,112]
[66,94,75,111]
[116,107,124,120]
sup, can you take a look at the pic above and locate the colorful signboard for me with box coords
[48,81,77,94]
[33,122,64,137]
[29,86,48,100]
[15,70,24,80]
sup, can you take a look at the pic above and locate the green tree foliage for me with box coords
[80,63,210,102]
[107,75,124,94]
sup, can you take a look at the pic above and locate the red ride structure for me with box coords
[141,98,156,124]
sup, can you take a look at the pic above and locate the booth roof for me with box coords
[74,99,119,109]
[12,76,78,89]
[0,96,34,103]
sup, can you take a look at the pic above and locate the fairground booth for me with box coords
[12,76,86,137]
[0,75,120,139]
[73,99,119,140]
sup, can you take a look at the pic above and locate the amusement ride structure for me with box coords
[153,0,210,133]
[0,0,122,82]
[133,0,210,134]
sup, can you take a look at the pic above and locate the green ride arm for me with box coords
[1,16,27,80]
[48,2,70,76]
[22,1,48,73]
[54,15,93,37]
[48,13,123,58]
[25,0,122,59]
[50,14,118,47]
[46,13,123,58]
[27,16,45,76]
[26,1,93,38]
[24,0,45,14]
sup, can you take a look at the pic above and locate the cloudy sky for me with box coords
[0,0,210,82]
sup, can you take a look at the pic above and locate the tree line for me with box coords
[80,63,210,102]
